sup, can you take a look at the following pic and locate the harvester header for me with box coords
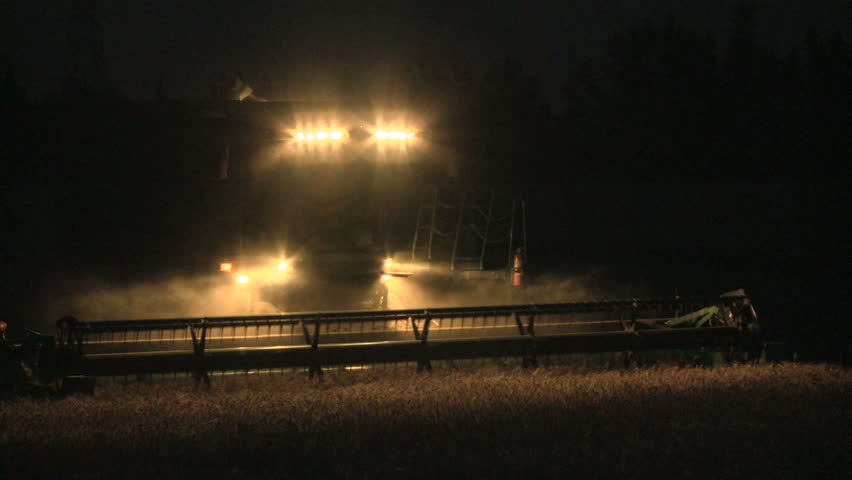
[1,291,761,393]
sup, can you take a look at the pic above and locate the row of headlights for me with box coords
[221,257,395,285]
[376,130,414,140]
[221,259,291,285]
[292,129,415,142]
[295,130,345,141]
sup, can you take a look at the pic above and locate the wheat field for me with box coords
[1,363,849,479]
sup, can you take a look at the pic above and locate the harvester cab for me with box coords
[206,101,431,313]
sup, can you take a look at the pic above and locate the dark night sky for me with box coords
[6,0,851,101]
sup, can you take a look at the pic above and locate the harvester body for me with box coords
[209,101,433,313]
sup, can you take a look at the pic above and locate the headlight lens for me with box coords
[293,129,346,141]
[375,130,414,140]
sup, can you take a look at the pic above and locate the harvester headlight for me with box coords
[278,261,290,271]
[384,257,393,268]
[381,274,392,281]
[294,129,346,142]
[220,262,233,272]
[375,130,414,141]
[237,274,250,284]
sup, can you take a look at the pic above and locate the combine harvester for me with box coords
[1,98,764,393]
[1,291,761,392]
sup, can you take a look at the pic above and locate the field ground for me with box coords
[1,364,849,479]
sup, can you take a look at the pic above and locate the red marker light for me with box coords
[0,320,7,332]
[220,262,233,272]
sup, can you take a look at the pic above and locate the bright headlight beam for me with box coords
[295,129,345,141]
[237,274,250,284]
[375,130,414,141]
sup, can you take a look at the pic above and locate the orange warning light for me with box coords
[220,262,233,272]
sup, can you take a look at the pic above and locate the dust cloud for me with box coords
[41,274,280,326]
[37,267,626,332]
[386,269,618,310]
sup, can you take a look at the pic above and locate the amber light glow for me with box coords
[220,262,233,272]
[293,129,347,141]
[375,130,414,141]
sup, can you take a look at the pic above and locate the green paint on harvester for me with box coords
[666,306,719,327]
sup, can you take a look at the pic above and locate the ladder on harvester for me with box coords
[410,186,455,262]
[410,185,527,273]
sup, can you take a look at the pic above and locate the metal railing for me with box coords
[58,294,758,381]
